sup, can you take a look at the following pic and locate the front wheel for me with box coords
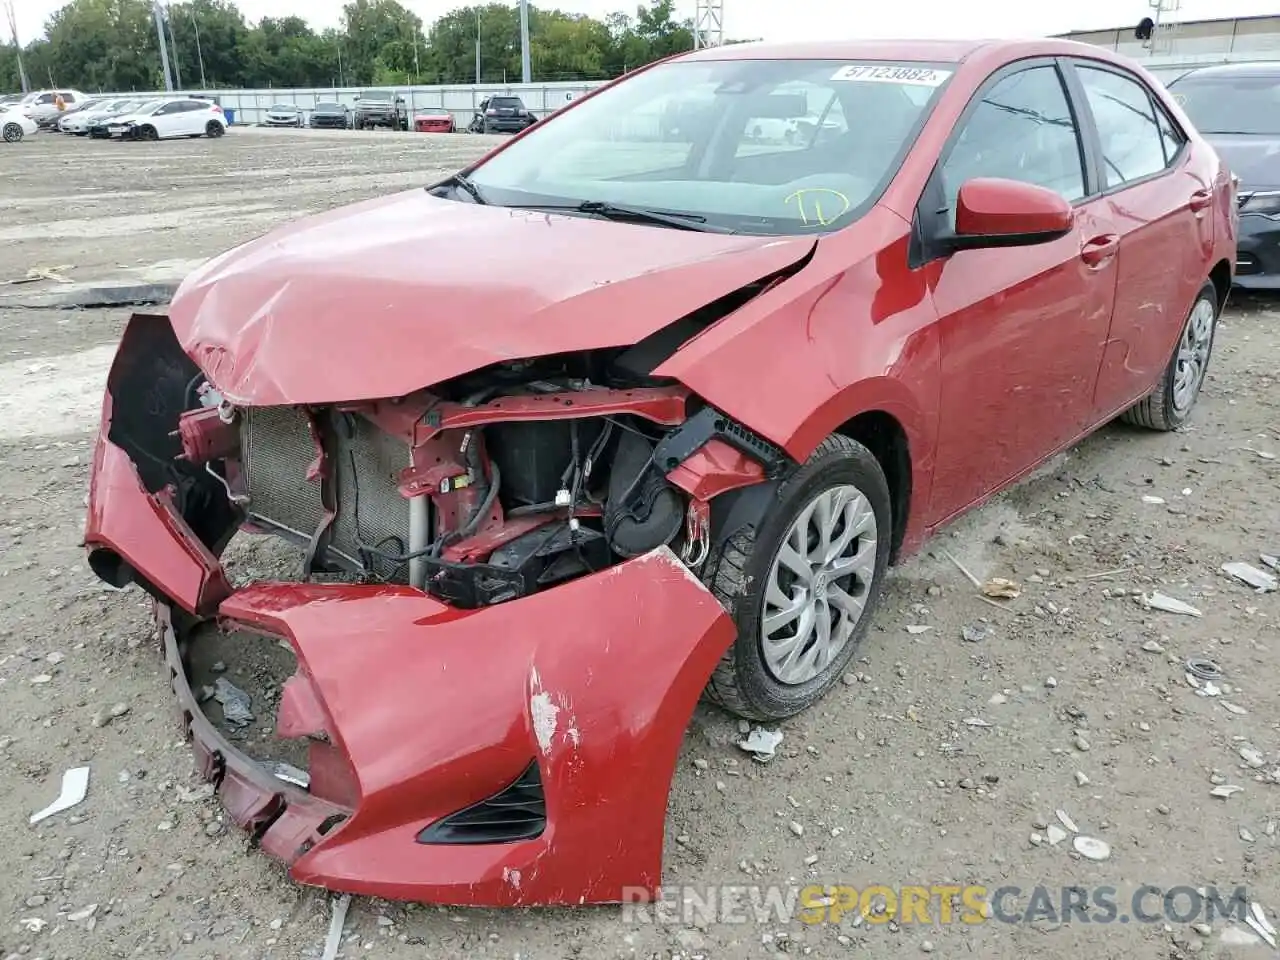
[2,122,23,142]
[702,434,892,721]
[1120,280,1218,431]
[139,125,159,141]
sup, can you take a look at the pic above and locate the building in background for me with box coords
[1058,14,1280,83]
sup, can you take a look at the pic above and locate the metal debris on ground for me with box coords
[321,893,352,960]
[942,549,983,589]
[1221,561,1278,592]
[1141,592,1203,617]
[738,727,784,763]
[29,765,90,825]
[213,677,254,727]
[981,577,1021,599]
[1185,657,1223,681]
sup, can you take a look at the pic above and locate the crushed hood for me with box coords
[168,190,816,406]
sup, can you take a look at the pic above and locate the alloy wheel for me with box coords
[1172,296,1214,413]
[761,484,878,685]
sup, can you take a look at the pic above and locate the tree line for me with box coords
[0,0,708,93]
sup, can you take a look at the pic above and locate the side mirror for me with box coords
[949,177,1074,251]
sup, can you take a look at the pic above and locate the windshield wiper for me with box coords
[441,172,487,205]
[503,199,735,233]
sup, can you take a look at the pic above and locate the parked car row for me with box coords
[55,95,227,140]
[254,94,537,135]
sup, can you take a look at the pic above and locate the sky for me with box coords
[12,0,1280,45]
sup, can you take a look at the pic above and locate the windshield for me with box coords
[316,102,343,110]
[464,58,951,235]
[133,100,164,115]
[270,103,295,111]
[361,93,392,102]
[1169,73,1280,135]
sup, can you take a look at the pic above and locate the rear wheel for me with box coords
[2,122,22,143]
[702,435,892,721]
[205,120,224,138]
[1120,280,1218,431]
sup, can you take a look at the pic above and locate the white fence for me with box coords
[95,80,611,127]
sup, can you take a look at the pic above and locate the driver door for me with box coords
[923,60,1120,526]
[151,102,183,137]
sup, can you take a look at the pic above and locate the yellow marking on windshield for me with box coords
[785,188,852,227]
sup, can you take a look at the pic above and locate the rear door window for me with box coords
[1076,66,1169,187]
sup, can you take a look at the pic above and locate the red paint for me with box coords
[84,405,231,616]
[954,178,1074,238]
[666,439,766,500]
[192,551,731,905]
[175,406,238,463]
[415,115,455,133]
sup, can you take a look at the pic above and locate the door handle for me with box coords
[1189,189,1214,212]
[1080,233,1119,267]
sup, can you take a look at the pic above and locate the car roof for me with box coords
[670,37,1133,67]
[1172,60,1280,81]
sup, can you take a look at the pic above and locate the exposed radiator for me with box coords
[241,407,413,581]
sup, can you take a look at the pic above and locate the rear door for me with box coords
[922,60,1120,525]
[1063,59,1213,420]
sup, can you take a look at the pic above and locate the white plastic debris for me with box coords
[1210,784,1244,800]
[1222,561,1278,593]
[1046,824,1068,846]
[29,766,90,825]
[1142,592,1203,617]
[1056,809,1079,833]
[738,727,784,762]
[962,717,993,727]
[1072,836,1111,861]
[321,894,351,960]
[906,625,932,635]
[20,918,46,933]
[213,677,254,727]
[1260,554,1279,572]
[1246,902,1277,948]
[67,904,98,922]
[1142,495,1166,504]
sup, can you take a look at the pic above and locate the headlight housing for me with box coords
[1239,190,1280,217]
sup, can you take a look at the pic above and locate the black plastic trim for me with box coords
[653,405,792,479]
[417,760,546,845]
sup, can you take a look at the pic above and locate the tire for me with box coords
[1120,280,1218,432]
[702,434,893,721]
[2,122,22,143]
[205,120,224,138]
[139,125,158,141]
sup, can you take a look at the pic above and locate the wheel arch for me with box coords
[833,410,912,564]
[1209,258,1231,311]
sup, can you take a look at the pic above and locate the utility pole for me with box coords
[475,8,481,84]
[693,0,725,49]
[152,1,175,91]
[518,0,531,83]
[190,8,207,88]
[166,4,183,89]
[3,0,29,93]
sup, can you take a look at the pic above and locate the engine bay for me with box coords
[171,349,790,608]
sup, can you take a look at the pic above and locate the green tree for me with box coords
[342,0,423,86]
[44,0,159,91]
[165,0,250,88]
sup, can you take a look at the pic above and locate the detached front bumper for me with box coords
[83,318,737,905]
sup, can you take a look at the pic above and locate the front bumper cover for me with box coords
[84,318,738,905]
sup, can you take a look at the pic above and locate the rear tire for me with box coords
[205,120,224,138]
[1120,280,1218,432]
[2,122,22,143]
[702,435,893,722]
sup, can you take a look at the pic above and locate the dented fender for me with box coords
[196,547,734,905]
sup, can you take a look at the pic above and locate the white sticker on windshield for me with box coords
[830,64,952,86]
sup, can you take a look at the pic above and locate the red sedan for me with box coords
[84,39,1235,906]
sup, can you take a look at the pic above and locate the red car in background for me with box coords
[84,38,1235,906]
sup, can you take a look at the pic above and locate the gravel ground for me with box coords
[1,127,1278,960]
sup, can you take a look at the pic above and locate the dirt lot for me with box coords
[1,127,1279,960]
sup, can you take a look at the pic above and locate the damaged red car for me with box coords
[84,38,1235,906]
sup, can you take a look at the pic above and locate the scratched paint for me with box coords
[530,690,560,756]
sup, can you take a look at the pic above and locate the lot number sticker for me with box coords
[830,65,952,86]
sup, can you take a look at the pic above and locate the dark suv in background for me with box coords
[1169,62,1280,290]
[353,92,408,130]
[471,95,537,134]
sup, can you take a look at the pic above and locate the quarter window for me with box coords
[1154,102,1185,163]
[1077,66,1168,186]
[941,66,1086,225]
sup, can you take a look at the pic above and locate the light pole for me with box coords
[518,0,530,83]
[152,1,175,91]
[475,8,481,84]
[190,8,207,88]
